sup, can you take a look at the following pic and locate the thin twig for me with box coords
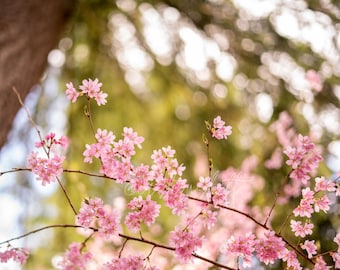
[264,171,291,226]
[0,224,89,245]
[56,177,77,215]
[11,87,44,145]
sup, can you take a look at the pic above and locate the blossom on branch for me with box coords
[209,116,232,140]
[76,197,120,237]
[57,242,92,270]
[65,78,108,106]
[169,226,203,263]
[255,231,286,265]
[0,247,28,265]
[223,232,256,267]
[125,195,161,233]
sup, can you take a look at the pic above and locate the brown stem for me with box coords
[85,98,96,138]
[0,224,92,245]
[56,177,77,215]
[11,87,44,145]
[264,171,292,226]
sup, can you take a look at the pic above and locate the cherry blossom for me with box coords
[211,116,232,140]
[290,220,314,238]
[282,250,302,270]
[0,247,28,265]
[125,195,160,233]
[223,233,256,267]
[301,239,317,259]
[255,231,286,265]
[169,226,203,263]
[65,78,108,106]
[306,70,323,92]
[76,197,120,237]
[103,255,144,270]
[197,176,212,191]
[65,82,79,103]
[57,242,92,270]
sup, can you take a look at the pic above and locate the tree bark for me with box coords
[0,0,74,149]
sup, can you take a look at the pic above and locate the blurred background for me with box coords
[0,0,340,269]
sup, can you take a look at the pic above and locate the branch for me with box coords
[118,233,235,270]
[0,224,91,245]
[0,224,235,269]
[188,195,314,265]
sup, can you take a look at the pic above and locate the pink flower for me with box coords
[223,233,256,267]
[314,176,336,192]
[290,220,314,238]
[123,127,144,149]
[332,251,340,269]
[211,116,232,140]
[200,208,218,229]
[282,250,302,270]
[293,188,315,218]
[0,247,29,265]
[306,70,322,92]
[79,78,102,97]
[76,197,120,236]
[94,91,108,106]
[130,164,151,192]
[314,194,331,213]
[284,135,323,185]
[197,176,212,191]
[78,78,108,106]
[95,128,115,145]
[255,231,286,265]
[169,227,202,263]
[314,256,331,270]
[334,233,340,246]
[65,82,80,103]
[125,195,160,233]
[57,242,92,270]
[103,255,144,270]
[27,152,65,186]
[301,240,317,258]
[265,147,283,169]
[211,183,227,206]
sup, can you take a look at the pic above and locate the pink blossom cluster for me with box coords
[223,231,290,268]
[57,242,93,270]
[223,232,255,267]
[125,195,161,233]
[151,146,188,215]
[83,127,144,183]
[255,230,286,265]
[197,176,228,207]
[0,247,28,265]
[284,134,323,185]
[103,255,143,270]
[27,132,67,185]
[65,78,107,105]
[290,220,314,238]
[76,197,120,237]
[332,234,340,268]
[293,176,336,219]
[209,116,232,140]
[103,255,159,270]
[169,226,203,263]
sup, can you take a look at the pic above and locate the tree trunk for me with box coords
[0,0,74,149]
